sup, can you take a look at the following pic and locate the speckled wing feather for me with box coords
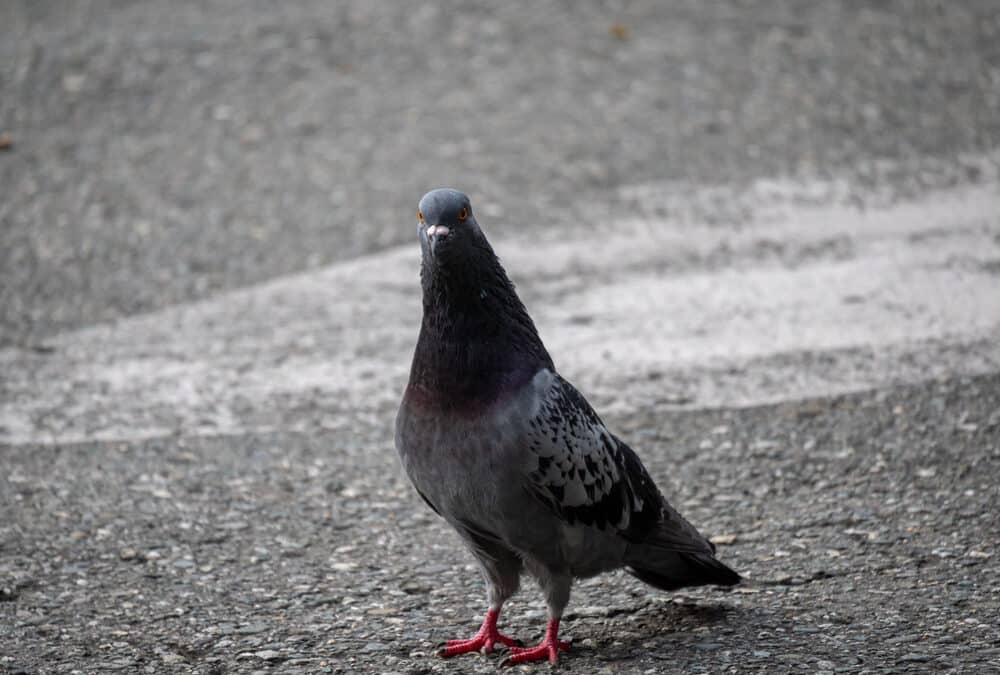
[524,373,713,555]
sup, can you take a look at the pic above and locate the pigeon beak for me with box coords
[426,224,450,239]
[425,224,450,255]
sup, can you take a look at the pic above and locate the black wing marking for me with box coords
[524,374,661,538]
[524,374,713,555]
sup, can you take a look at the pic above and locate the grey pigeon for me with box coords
[395,188,740,666]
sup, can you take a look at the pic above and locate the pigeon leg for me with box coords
[437,607,521,657]
[501,617,570,666]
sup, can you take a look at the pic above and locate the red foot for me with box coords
[438,608,522,657]
[502,618,570,666]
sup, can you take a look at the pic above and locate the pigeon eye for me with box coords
[458,207,468,222]
[418,210,424,222]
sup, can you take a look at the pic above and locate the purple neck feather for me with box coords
[406,237,553,413]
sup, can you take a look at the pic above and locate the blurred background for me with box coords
[3,0,998,346]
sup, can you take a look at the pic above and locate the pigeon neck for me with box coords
[409,248,553,411]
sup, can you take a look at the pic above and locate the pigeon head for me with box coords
[417,188,481,264]
[415,188,501,308]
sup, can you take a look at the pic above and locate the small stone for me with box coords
[694,642,722,651]
[710,534,737,545]
[119,548,138,561]
[362,641,389,652]
[609,23,630,40]
[240,126,264,145]
[255,650,283,661]
[173,559,195,569]
[899,653,931,663]
[62,73,86,92]
[400,581,429,595]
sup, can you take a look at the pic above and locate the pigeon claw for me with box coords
[500,639,571,667]
[500,618,570,667]
[437,608,521,658]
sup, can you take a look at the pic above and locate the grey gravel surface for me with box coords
[3,1,1000,674]
[3,0,1000,345]
[3,375,999,673]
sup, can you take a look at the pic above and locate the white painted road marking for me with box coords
[2,181,998,445]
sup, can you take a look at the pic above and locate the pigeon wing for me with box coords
[523,373,712,555]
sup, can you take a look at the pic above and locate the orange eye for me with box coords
[417,210,423,222]
[458,207,468,222]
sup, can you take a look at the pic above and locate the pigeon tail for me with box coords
[625,552,741,591]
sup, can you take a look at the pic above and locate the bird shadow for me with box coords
[564,597,753,663]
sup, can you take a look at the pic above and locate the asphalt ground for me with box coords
[2,2,1000,674]
[2,1,1000,345]
[2,377,998,673]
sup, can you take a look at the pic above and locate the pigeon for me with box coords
[395,188,740,666]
